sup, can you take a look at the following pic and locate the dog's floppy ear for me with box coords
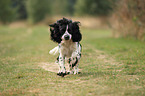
[49,23,59,32]
[72,21,82,42]
[49,23,57,27]
[73,21,81,26]
[49,22,61,43]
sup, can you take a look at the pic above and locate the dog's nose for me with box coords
[64,35,70,40]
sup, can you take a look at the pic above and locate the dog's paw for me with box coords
[78,72,81,74]
[67,71,73,75]
[74,72,81,74]
[57,72,67,77]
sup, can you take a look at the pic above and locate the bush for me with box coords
[75,0,113,16]
[51,0,76,16]
[0,0,16,24]
[12,0,27,20]
[26,0,50,24]
[111,0,145,41]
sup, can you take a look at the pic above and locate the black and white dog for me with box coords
[49,18,82,77]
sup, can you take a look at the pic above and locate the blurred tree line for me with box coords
[0,0,144,40]
[0,0,115,24]
[111,0,145,41]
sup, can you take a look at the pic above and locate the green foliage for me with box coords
[51,0,68,15]
[75,0,114,16]
[112,0,145,41]
[26,0,50,24]
[0,0,16,23]
[51,0,76,16]
[0,0,116,23]
[12,0,27,19]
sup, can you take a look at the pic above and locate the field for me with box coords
[0,25,144,96]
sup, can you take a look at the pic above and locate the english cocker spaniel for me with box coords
[49,18,82,77]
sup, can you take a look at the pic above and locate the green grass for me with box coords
[0,26,144,96]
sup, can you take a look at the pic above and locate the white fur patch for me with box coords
[61,25,72,40]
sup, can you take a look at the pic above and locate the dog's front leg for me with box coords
[57,52,67,77]
[59,56,66,73]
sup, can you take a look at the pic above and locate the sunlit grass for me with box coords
[0,25,144,96]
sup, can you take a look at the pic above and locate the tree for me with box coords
[12,0,27,20]
[26,0,50,24]
[51,0,76,16]
[111,0,145,41]
[0,0,16,23]
[75,0,113,16]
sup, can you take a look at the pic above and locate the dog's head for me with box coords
[49,18,82,43]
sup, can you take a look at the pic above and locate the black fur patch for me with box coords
[57,72,67,77]
[68,58,72,64]
[57,56,59,62]
[72,57,78,68]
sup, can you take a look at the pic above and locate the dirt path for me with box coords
[94,49,121,66]
[39,62,59,73]
[39,47,122,73]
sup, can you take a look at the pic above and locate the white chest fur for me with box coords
[59,40,77,57]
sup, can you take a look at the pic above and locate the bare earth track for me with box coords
[39,48,122,74]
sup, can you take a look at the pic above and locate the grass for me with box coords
[0,25,144,96]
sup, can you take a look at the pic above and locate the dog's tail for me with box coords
[49,46,59,55]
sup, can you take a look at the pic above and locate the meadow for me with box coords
[0,25,144,96]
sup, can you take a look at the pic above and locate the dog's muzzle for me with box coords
[64,35,70,40]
